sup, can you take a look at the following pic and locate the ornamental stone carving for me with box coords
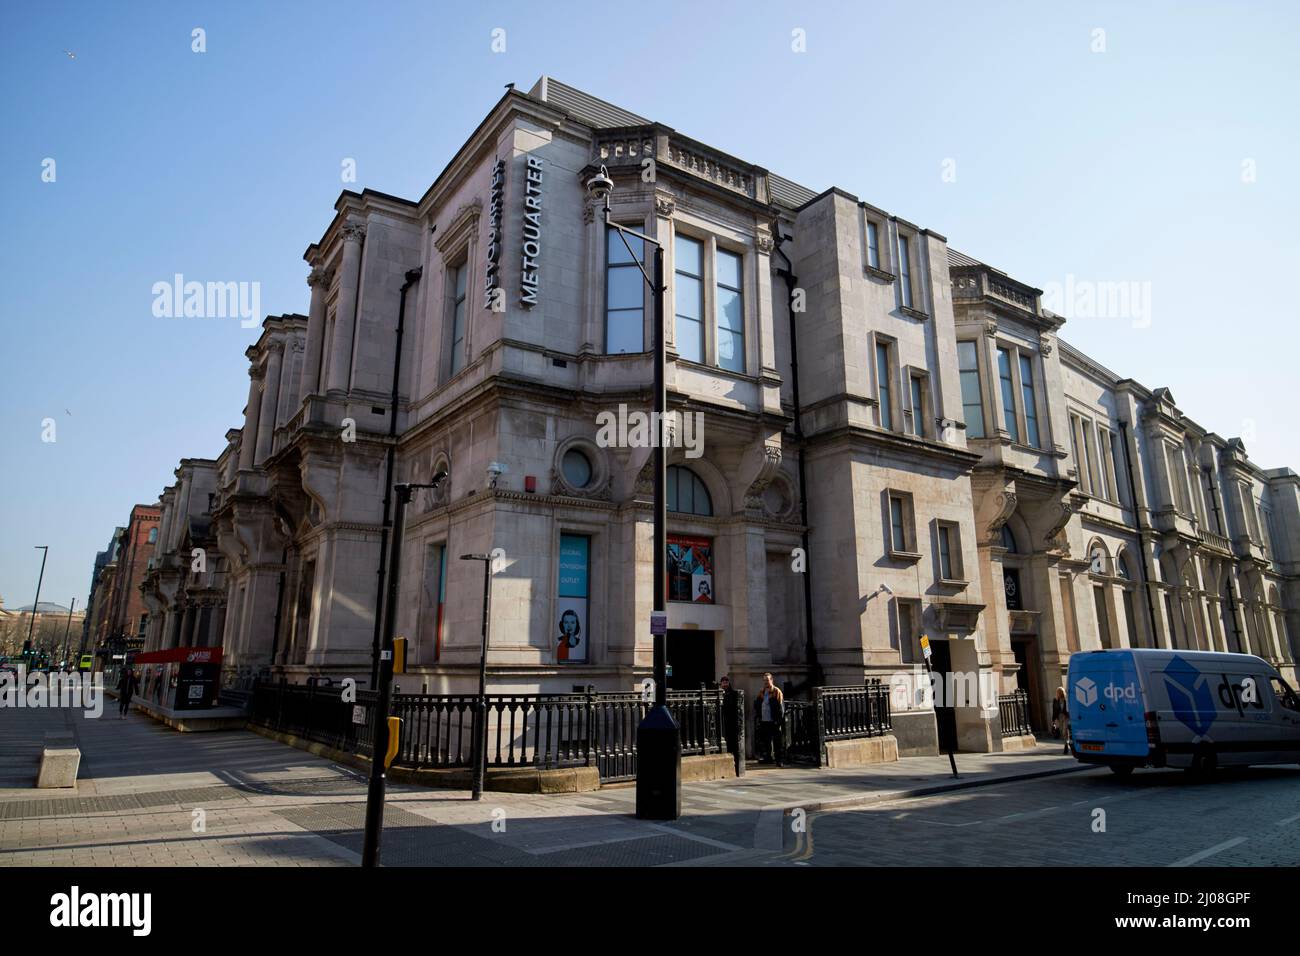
[986,491,1019,544]
[743,445,784,514]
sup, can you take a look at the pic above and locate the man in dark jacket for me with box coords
[754,672,785,765]
[117,666,139,719]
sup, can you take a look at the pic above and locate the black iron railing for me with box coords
[998,689,1032,738]
[251,679,378,754]
[780,679,893,767]
[820,680,892,740]
[250,677,909,777]
[248,680,745,783]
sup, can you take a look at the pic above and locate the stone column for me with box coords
[180,603,196,648]
[238,367,263,471]
[254,341,283,465]
[303,268,331,396]
[325,223,365,394]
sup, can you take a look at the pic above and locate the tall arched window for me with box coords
[667,466,712,516]
[1000,524,1017,553]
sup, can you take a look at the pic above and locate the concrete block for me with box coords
[823,734,899,769]
[37,733,80,788]
[680,753,736,783]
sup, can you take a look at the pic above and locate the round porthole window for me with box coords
[561,449,593,489]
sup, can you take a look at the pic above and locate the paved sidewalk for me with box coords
[0,700,1088,866]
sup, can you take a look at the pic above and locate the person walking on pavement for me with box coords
[1052,685,1070,755]
[117,666,139,719]
[754,672,785,765]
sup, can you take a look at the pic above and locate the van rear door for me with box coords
[1069,652,1148,759]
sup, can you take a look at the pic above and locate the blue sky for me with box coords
[2,0,1297,610]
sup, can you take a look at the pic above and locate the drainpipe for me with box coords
[370,267,423,689]
[270,546,287,666]
[771,219,822,688]
[1119,421,1160,647]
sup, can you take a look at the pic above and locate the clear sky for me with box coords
[2,0,1297,611]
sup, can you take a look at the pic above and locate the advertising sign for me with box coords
[557,534,589,663]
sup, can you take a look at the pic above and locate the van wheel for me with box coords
[1109,764,1134,777]
[1186,747,1217,778]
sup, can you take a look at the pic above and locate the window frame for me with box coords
[605,224,646,355]
[1017,352,1040,448]
[936,520,965,583]
[896,230,914,309]
[667,465,713,517]
[714,245,745,373]
[672,232,705,365]
[875,339,896,430]
[447,259,470,377]
[896,599,921,664]
[866,219,881,270]
[996,346,1019,443]
[908,371,928,438]
[957,339,986,439]
[886,489,920,559]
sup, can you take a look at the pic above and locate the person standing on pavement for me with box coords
[1052,686,1070,754]
[117,666,139,718]
[753,672,785,765]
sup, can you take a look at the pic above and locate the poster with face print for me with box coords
[557,534,589,663]
[668,535,713,604]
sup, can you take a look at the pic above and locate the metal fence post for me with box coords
[585,686,596,769]
[813,685,826,768]
[732,689,746,777]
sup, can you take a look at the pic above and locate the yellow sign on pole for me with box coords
[393,637,407,674]
[384,717,402,769]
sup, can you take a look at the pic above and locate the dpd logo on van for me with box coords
[1104,683,1137,702]
[1162,655,1216,736]
[1074,677,1097,707]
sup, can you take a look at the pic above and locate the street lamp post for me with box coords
[586,164,681,820]
[27,546,48,653]
[460,552,496,801]
[60,598,76,668]
[362,471,447,868]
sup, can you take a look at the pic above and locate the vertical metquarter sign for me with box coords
[484,158,505,308]
[520,155,543,308]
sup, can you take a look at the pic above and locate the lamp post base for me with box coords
[635,704,681,820]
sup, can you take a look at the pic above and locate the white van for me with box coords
[1067,648,1300,775]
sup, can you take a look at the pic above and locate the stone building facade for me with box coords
[134,77,1297,752]
[141,458,226,656]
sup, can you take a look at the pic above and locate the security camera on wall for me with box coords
[486,462,506,489]
[879,583,894,596]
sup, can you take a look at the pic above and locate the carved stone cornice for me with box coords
[655,194,676,218]
[743,445,783,514]
[985,491,1019,544]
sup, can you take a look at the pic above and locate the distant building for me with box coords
[91,505,160,653]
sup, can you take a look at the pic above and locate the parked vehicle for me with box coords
[1068,648,1300,775]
